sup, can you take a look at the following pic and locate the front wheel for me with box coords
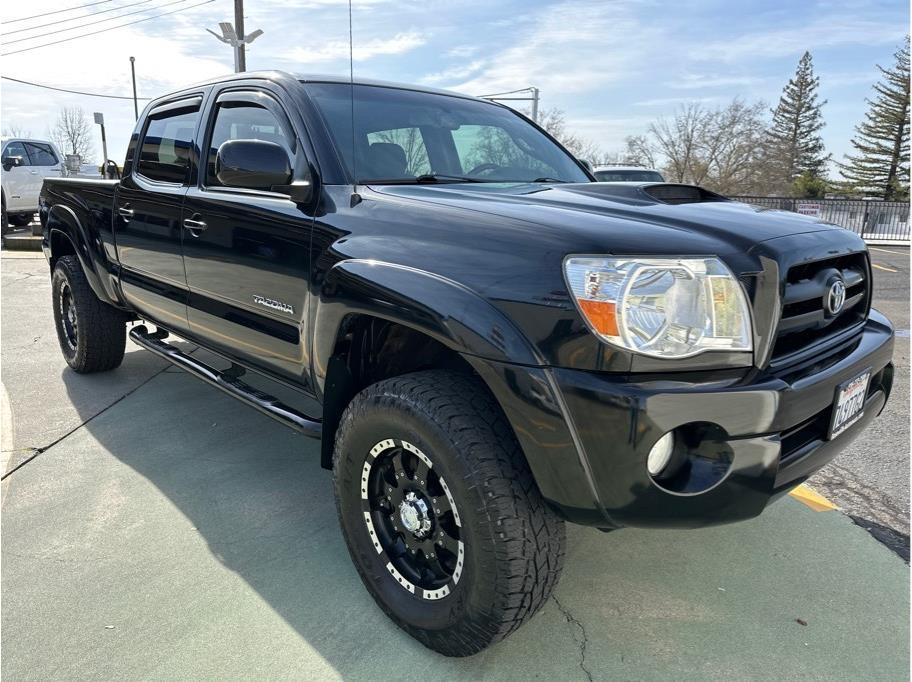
[333,370,566,656]
[52,255,127,373]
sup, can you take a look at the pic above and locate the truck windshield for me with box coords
[305,82,590,185]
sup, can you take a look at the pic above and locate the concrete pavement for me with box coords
[2,251,909,679]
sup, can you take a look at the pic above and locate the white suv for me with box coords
[592,165,665,182]
[2,137,65,234]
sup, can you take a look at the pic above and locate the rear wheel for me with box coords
[52,255,127,373]
[333,370,565,656]
[9,213,32,227]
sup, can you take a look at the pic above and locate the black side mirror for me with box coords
[216,139,292,191]
[3,155,24,171]
[579,159,593,172]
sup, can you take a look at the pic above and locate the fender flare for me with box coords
[311,259,543,395]
[45,203,120,306]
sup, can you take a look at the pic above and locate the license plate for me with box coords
[828,369,871,440]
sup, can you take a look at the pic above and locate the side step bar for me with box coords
[129,325,322,439]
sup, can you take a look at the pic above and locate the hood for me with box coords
[368,182,842,256]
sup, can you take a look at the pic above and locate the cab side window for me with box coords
[2,141,30,166]
[24,142,58,166]
[138,103,200,184]
[206,101,292,187]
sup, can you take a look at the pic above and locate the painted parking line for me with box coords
[872,263,899,273]
[868,246,909,256]
[789,484,838,512]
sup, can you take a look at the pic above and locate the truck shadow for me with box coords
[58,360,910,678]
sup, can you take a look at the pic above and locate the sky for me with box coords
[1,0,908,170]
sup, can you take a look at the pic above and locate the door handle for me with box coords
[183,217,207,235]
[118,207,134,220]
[29,170,39,175]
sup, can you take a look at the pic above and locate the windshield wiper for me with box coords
[415,173,488,183]
[359,174,489,185]
[531,177,570,183]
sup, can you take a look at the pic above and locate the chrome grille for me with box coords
[771,253,869,364]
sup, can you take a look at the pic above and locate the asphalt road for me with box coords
[1,249,908,678]
[809,245,910,558]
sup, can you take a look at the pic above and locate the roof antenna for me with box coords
[348,0,360,206]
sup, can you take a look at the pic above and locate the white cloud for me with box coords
[634,95,722,107]
[439,0,663,96]
[287,32,426,64]
[420,60,486,85]
[698,17,905,62]
[446,45,479,58]
[666,74,766,90]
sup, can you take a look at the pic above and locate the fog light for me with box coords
[647,431,675,477]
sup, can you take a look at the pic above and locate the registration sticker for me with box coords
[828,369,871,440]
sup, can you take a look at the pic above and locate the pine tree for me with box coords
[763,52,830,193]
[839,37,910,200]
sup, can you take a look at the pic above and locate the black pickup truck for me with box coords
[40,71,894,656]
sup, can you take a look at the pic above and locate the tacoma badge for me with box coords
[253,295,294,315]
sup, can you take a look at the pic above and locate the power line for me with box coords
[2,75,152,100]
[1,0,215,56]
[2,0,156,37]
[2,0,116,25]
[4,0,193,45]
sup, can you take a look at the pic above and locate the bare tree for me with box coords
[536,107,603,163]
[623,135,660,169]
[2,124,32,138]
[636,99,768,194]
[50,107,95,162]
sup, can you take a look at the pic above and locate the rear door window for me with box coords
[24,142,58,166]
[138,100,201,184]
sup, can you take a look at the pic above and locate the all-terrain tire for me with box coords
[52,255,127,373]
[333,370,566,657]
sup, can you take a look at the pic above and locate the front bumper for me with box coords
[470,310,894,530]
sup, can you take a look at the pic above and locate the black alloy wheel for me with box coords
[362,438,464,600]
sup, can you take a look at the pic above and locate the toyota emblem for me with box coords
[827,279,846,315]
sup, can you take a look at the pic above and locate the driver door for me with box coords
[2,141,40,212]
[182,87,315,388]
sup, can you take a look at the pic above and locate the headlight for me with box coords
[563,256,752,359]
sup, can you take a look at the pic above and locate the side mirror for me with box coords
[579,159,593,172]
[216,139,292,191]
[3,155,24,171]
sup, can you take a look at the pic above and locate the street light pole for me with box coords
[234,0,245,72]
[129,56,138,120]
[479,87,541,122]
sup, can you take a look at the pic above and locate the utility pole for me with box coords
[129,56,139,120]
[234,0,245,72]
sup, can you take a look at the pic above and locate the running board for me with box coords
[129,325,322,439]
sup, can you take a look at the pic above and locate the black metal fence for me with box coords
[730,196,910,243]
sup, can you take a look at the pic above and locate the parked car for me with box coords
[39,71,894,657]
[2,136,64,234]
[592,164,665,182]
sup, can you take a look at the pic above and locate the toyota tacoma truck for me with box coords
[39,71,895,657]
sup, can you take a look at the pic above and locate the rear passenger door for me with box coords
[182,87,315,387]
[23,142,63,186]
[115,96,203,334]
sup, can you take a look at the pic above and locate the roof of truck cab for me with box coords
[180,70,489,104]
